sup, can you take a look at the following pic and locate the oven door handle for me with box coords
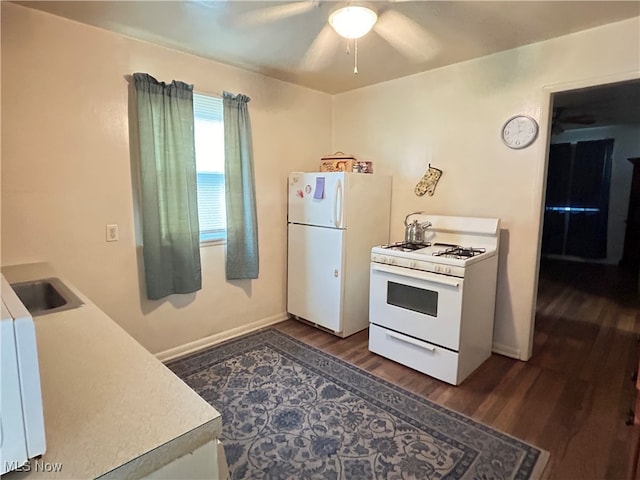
[386,330,436,352]
[371,262,461,288]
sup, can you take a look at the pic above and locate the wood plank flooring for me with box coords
[274,259,640,479]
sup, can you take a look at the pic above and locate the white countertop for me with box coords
[2,263,222,479]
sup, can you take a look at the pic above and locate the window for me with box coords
[193,93,225,242]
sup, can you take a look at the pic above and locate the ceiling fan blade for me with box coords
[373,10,439,64]
[562,115,596,125]
[300,23,339,71]
[234,1,318,28]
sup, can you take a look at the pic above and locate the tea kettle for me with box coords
[404,211,432,244]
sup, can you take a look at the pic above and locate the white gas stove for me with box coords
[368,215,500,385]
[372,242,495,277]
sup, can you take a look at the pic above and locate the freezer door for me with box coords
[287,223,344,332]
[288,172,346,228]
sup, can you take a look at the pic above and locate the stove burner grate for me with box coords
[432,246,486,259]
[382,241,431,251]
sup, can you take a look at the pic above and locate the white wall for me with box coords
[332,18,640,360]
[550,125,640,264]
[1,3,333,355]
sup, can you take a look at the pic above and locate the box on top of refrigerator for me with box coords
[320,152,356,172]
[319,152,373,173]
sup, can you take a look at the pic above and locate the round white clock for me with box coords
[501,115,539,149]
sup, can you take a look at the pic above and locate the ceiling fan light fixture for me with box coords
[329,6,377,39]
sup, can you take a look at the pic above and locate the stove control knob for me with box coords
[434,265,441,273]
[444,267,451,274]
[409,261,417,269]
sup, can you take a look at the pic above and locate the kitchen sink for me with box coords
[10,277,84,316]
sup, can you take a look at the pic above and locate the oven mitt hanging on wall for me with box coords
[415,164,443,196]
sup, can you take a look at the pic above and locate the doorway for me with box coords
[545,80,640,260]
[534,78,640,350]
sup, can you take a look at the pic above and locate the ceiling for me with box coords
[14,1,640,94]
[552,79,640,132]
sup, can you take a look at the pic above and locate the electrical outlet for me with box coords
[106,224,119,242]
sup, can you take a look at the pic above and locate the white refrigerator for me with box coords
[287,171,392,337]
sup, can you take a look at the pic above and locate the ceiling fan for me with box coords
[551,106,596,135]
[232,1,437,74]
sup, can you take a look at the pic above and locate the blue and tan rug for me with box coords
[167,329,549,480]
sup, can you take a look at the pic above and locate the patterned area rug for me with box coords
[167,329,548,480]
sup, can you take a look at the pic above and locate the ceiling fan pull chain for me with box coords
[346,40,350,55]
[354,38,358,75]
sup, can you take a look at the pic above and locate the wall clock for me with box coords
[501,115,539,149]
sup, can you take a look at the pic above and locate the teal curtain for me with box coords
[133,73,202,299]
[223,92,259,280]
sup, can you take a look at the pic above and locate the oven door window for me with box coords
[387,281,438,317]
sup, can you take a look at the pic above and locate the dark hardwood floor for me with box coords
[274,259,640,479]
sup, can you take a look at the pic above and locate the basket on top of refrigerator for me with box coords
[319,152,373,173]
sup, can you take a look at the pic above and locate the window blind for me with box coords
[194,93,223,122]
[194,93,225,242]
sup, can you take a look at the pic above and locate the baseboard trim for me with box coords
[156,317,524,363]
[492,342,521,360]
[155,312,289,363]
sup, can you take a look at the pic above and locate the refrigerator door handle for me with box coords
[334,179,343,228]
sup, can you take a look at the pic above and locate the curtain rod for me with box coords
[128,74,223,98]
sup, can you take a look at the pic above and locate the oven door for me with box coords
[369,262,463,351]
